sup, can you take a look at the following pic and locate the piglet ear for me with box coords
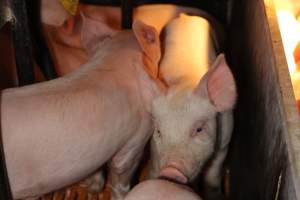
[132,20,161,76]
[41,0,71,26]
[80,13,118,55]
[195,54,237,112]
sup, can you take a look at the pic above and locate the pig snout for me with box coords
[159,166,188,184]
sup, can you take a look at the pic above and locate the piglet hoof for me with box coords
[99,187,112,200]
[80,171,105,193]
[104,184,128,200]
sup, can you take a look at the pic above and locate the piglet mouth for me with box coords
[159,166,188,184]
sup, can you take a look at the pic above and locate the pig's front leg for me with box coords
[105,119,152,200]
[81,170,105,193]
[204,148,228,200]
[106,146,144,200]
[204,110,233,200]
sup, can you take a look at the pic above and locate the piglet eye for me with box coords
[157,129,161,137]
[196,127,203,133]
[191,127,204,137]
[154,127,161,137]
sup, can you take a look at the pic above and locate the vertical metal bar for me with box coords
[0,2,16,198]
[0,98,13,200]
[9,0,35,86]
[0,139,13,200]
[121,0,133,29]
[26,0,58,80]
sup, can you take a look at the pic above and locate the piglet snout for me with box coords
[159,167,188,184]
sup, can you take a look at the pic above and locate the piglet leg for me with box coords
[204,149,228,200]
[103,116,152,200]
[81,170,105,193]
[204,110,233,200]
[106,148,144,200]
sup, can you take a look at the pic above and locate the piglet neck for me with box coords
[88,34,141,63]
[133,55,162,115]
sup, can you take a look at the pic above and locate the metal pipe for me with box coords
[121,0,133,29]
[9,0,35,86]
[25,0,58,80]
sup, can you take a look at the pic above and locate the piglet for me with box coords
[148,14,236,199]
[41,3,224,77]
[125,180,202,200]
[42,4,122,76]
[2,17,164,200]
[41,0,71,26]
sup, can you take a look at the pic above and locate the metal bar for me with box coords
[9,0,35,86]
[79,0,227,25]
[79,0,120,6]
[121,0,133,29]
[25,0,58,80]
[0,135,13,200]
[0,0,14,29]
[0,96,13,200]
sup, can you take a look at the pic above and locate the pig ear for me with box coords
[41,0,71,26]
[80,13,118,55]
[55,13,118,52]
[132,20,161,75]
[195,54,237,112]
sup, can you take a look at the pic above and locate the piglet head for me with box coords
[46,10,119,53]
[41,0,70,26]
[150,54,236,184]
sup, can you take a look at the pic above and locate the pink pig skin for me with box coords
[1,19,164,200]
[42,5,122,76]
[124,180,202,200]
[41,0,71,26]
[41,3,224,77]
[148,14,236,199]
